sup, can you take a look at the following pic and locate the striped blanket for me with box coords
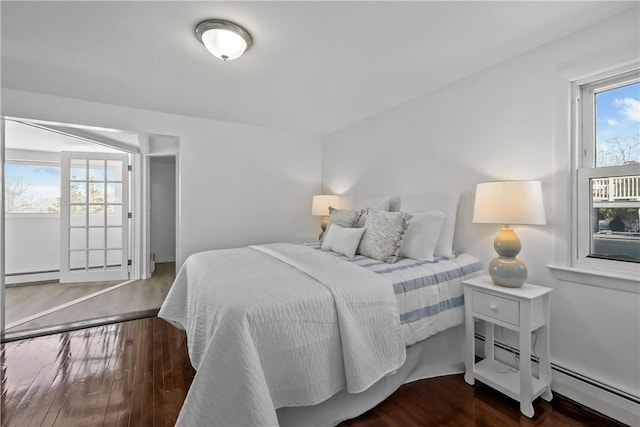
[300,242,483,345]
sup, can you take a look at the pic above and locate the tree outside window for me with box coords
[4,163,60,214]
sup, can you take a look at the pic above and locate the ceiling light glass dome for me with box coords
[195,19,253,61]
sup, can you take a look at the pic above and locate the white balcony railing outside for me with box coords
[592,176,640,202]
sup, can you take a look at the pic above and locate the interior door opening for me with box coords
[149,156,177,275]
[2,119,138,339]
[1,117,181,342]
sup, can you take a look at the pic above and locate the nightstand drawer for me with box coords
[472,290,519,326]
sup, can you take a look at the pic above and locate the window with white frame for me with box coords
[577,69,640,267]
[4,161,61,214]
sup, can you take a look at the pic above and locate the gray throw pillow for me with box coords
[320,208,361,243]
[328,207,360,228]
[358,209,412,263]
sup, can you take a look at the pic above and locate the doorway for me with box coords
[2,120,134,334]
[1,118,180,341]
[3,119,140,339]
[149,156,177,276]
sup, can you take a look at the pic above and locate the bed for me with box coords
[159,193,484,426]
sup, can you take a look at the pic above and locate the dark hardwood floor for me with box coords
[1,317,193,426]
[340,374,624,427]
[1,317,624,427]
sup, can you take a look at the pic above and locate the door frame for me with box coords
[1,119,5,332]
[0,116,149,334]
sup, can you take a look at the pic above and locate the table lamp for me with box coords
[473,181,546,287]
[312,195,340,240]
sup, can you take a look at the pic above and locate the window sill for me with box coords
[547,264,639,294]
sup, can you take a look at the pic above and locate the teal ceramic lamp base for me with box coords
[489,227,527,288]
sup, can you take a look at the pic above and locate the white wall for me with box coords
[1,90,323,269]
[5,215,59,277]
[322,10,639,425]
[150,156,176,263]
[5,149,60,282]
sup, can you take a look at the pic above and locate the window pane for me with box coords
[88,205,105,226]
[595,82,640,167]
[4,163,60,213]
[88,159,105,181]
[89,227,105,249]
[107,250,122,269]
[107,205,122,226]
[88,250,105,270]
[89,182,105,204]
[590,176,640,262]
[107,227,122,249]
[70,182,86,204]
[69,251,86,271]
[70,205,86,226]
[106,182,122,203]
[107,160,123,182]
[70,159,86,181]
[69,228,86,250]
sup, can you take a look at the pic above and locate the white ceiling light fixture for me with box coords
[195,19,253,61]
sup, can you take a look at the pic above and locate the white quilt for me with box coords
[158,243,406,427]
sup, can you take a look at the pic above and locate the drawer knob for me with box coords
[489,303,498,311]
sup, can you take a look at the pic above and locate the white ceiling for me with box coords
[1,1,636,135]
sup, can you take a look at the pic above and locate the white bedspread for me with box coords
[158,243,406,427]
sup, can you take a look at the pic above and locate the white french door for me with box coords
[60,152,130,283]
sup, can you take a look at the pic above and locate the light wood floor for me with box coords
[5,279,122,325]
[0,316,623,427]
[3,263,175,341]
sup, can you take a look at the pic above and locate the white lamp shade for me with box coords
[473,181,546,225]
[312,195,340,216]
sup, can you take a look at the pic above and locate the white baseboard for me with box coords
[552,367,640,426]
[154,256,175,263]
[5,271,59,285]
[474,336,639,426]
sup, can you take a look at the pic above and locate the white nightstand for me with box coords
[462,275,553,418]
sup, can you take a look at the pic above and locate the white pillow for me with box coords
[321,224,366,258]
[320,207,361,243]
[400,192,460,259]
[399,211,445,261]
